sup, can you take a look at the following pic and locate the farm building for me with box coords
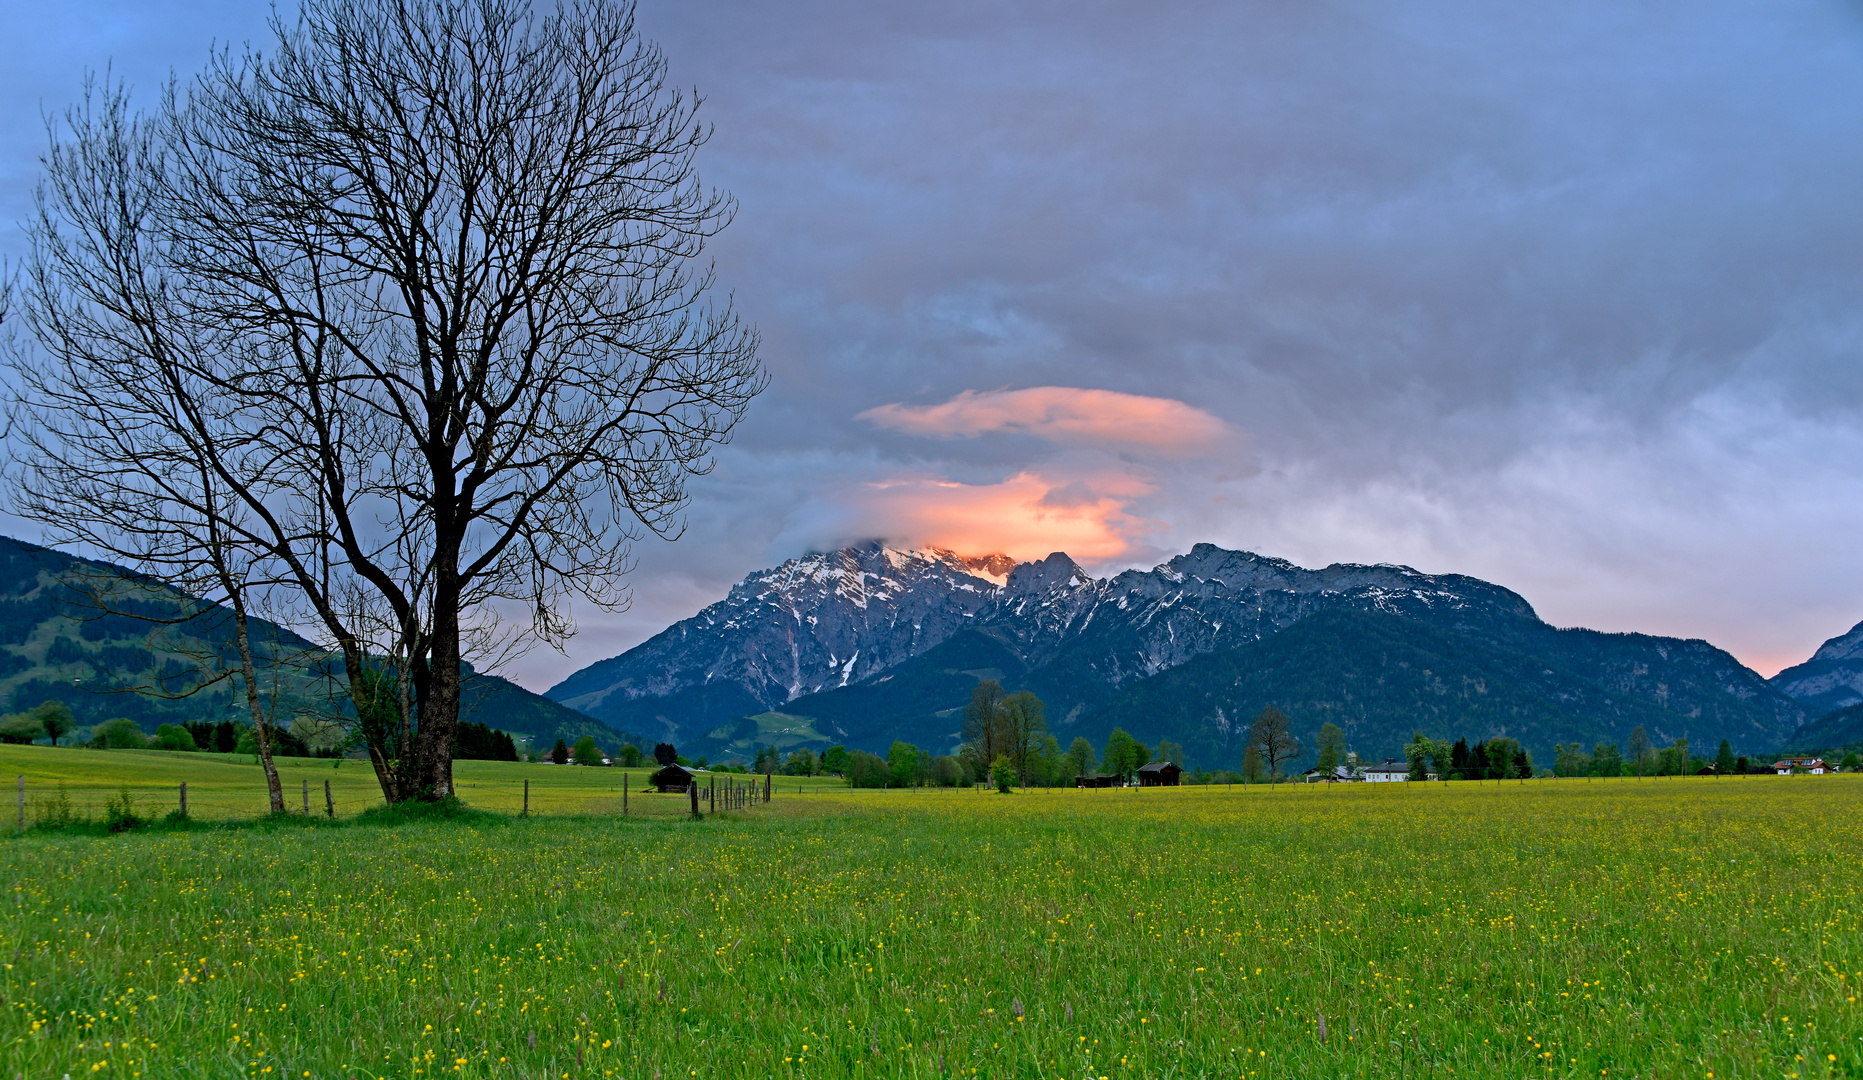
[1074,773,1121,788]
[650,763,706,792]
[1772,757,1829,775]
[1136,761,1183,786]
[1362,759,1411,782]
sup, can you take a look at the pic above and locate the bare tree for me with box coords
[1245,705,1302,779]
[1627,725,1651,779]
[961,680,1010,778]
[8,0,765,803]
[1001,690,1047,786]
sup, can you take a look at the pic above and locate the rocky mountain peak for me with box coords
[922,548,1019,586]
[1811,619,1863,662]
[1003,551,1092,595]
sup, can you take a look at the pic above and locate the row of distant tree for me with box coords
[1546,734,1853,777]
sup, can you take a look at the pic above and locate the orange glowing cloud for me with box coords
[858,386,1230,453]
[847,469,1157,562]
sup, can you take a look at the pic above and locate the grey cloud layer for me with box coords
[4,0,1861,687]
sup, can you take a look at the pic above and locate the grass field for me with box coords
[0,745,852,823]
[3,748,1859,1079]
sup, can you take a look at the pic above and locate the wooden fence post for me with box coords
[324,779,334,819]
[623,777,628,817]
[19,775,26,829]
[302,779,310,815]
[179,781,188,819]
[689,782,699,818]
[523,778,530,816]
[764,772,771,803]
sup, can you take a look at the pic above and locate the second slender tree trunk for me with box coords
[229,592,285,813]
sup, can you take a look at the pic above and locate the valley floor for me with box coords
[2,759,1858,1078]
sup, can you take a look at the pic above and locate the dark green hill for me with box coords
[1780,703,1863,756]
[0,535,631,749]
[1083,608,1694,767]
[751,606,1799,768]
[761,630,1034,754]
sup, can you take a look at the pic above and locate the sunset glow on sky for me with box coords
[5,0,1863,685]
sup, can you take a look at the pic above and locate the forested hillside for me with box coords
[0,536,630,750]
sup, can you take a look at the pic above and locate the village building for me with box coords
[1772,757,1829,775]
[1302,764,1360,782]
[1136,761,1183,787]
[1074,773,1121,788]
[1361,759,1412,782]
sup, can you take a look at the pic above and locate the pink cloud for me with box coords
[811,468,1158,562]
[858,386,1231,453]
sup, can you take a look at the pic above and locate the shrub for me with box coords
[991,755,1015,794]
[90,718,149,749]
[104,786,142,833]
[153,723,197,751]
[353,795,494,827]
[34,783,75,829]
[0,712,41,744]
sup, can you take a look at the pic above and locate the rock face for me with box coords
[992,543,1540,693]
[546,542,1017,720]
[1770,619,1863,712]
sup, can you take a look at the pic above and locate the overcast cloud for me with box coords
[4,0,1862,688]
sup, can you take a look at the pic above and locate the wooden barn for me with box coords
[650,763,701,792]
[1074,773,1120,788]
[1136,761,1183,787]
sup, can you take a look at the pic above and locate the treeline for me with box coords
[766,682,1193,790]
[1396,732,1535,780]
[0,703,525,764]
[454,721,519,761]
[1547,733,1756,777]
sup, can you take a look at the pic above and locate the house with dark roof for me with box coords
[1136,761,1183,787]
[1074,773,1121,788]
[1362,759,1413,782]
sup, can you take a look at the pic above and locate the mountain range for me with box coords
[545,541,1839,768]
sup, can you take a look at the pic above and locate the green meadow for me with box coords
[3,749,1859,1079]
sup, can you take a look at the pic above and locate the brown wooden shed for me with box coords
[1074,773,1120,788]
[1136,761,1183,787]
[650,763,700,793]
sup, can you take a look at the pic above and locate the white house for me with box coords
[1362,759,1412,782]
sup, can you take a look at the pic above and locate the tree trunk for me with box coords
[412,566,463,799]
[228,591,285,814]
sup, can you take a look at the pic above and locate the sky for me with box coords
[4,0,1863,689]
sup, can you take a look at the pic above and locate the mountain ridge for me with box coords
[1769,618,1863,713]
[547,539,1805,764]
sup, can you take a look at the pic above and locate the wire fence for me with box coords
[4,766,800,828]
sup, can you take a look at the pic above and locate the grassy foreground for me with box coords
[3,769,1860,1079]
